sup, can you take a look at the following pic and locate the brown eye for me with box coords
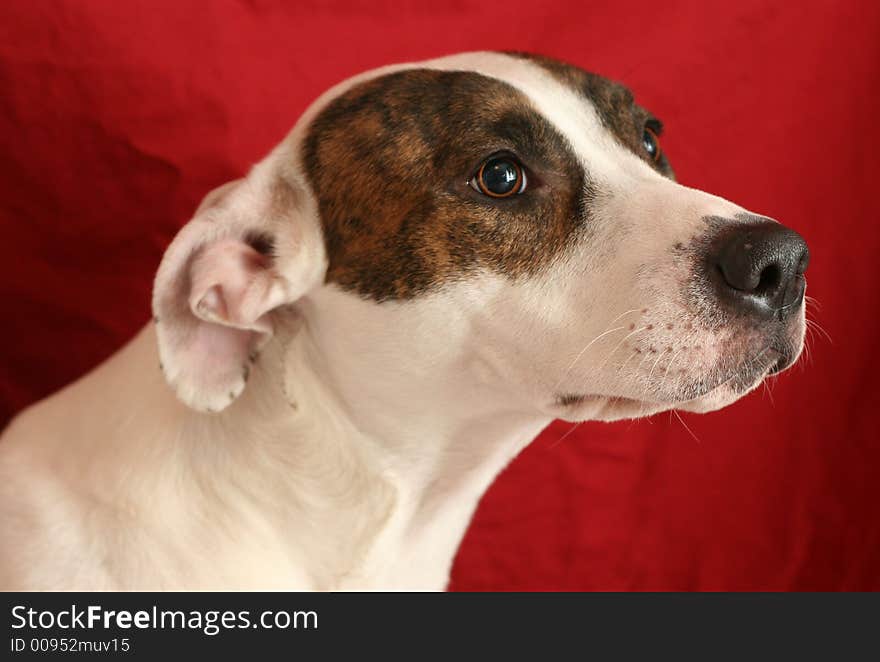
[643,126,661,162]
[471,157,527,198]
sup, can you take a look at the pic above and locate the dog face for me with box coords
[153,52,808,421]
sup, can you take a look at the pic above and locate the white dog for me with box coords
[0,52,809,590]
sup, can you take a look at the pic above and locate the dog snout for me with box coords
[710,219,809,318]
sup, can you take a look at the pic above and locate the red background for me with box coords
[1,1,877,590]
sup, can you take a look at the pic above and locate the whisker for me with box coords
[645,349,668,390]
[762,375,776,406]
[805,317,833,344]
[804,295,822,311]
[596,326,649,372]
[552,325,629,393]
[673,409,701,444]
[551,308,641,392]
[637,348,668,420]
[616,347,643,377]
[801,330,814,367]
[660,347,686,394]
[548,421,585,450]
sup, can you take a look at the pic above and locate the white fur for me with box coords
[0,52,805,589]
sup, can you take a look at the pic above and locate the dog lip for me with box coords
[557,345,790,413]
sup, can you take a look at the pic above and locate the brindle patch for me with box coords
[507,52,674,178]
[302,69,588,301]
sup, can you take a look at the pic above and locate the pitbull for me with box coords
[0,52,809,589]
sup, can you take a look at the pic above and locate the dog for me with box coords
[0,51,809,590]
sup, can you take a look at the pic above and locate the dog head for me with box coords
[153,52,808,422]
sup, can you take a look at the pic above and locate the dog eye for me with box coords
[470,157,527,198]
[642,126,661,162]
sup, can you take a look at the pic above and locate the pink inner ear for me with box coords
[189,239,275,328]
[173,318,257,406]
[193,315,253,371]
[156,235,287,412]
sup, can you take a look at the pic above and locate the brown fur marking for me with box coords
[302,68,590,301]
[508,52,675,178]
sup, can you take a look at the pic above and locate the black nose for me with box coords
[713,220,809,317]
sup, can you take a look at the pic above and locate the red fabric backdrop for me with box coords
[1,0,877,590]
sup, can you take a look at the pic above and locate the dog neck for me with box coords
[258,284,551,588]
[87,286,550,589]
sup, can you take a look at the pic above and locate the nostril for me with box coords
[754,263,781,295]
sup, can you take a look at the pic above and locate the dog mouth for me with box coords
[551,298,807,421]
[552,393,663,420]
[554,343,793,420]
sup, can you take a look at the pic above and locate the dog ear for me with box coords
[152,176,325,412]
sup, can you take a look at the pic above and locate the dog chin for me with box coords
[555,395,675,422]
[558,383,759,423]
[674,379,763,414]
[556,361,779,422]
